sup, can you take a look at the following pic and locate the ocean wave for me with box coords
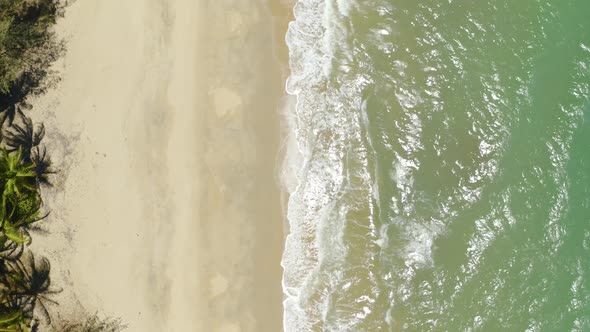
[282,0,385,330]
[281,0,590,330]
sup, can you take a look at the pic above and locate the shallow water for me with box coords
[282,0,590,330]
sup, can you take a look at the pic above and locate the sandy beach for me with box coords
[29,0,291,331]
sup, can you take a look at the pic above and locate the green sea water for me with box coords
[282,0,590,331]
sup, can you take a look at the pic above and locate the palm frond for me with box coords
[3,115,44,163]
[30,147,53,187]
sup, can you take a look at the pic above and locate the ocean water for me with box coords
[281,0,590,331]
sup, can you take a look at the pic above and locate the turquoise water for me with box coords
[282,0,590,330]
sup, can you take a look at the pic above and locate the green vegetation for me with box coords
[0,1,61,329]
[0,0,64,126]
[0,114,53,331]
[0,1,124,331]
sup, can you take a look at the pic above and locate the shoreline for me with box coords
[30,0,292,331]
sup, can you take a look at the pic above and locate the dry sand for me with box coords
[30,0,292,331]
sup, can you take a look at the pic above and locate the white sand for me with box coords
[30,0,291,331]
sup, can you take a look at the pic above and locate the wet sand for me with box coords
[194,0,292,331]
[30,0,292,331]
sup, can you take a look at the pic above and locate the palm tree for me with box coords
[0,191,47,252]
[0,148,36,196]
[3,115,44,163]
[0,253,59,328]
[0,147,45,252]
[0,148,37,229]
[0,309,29,332]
